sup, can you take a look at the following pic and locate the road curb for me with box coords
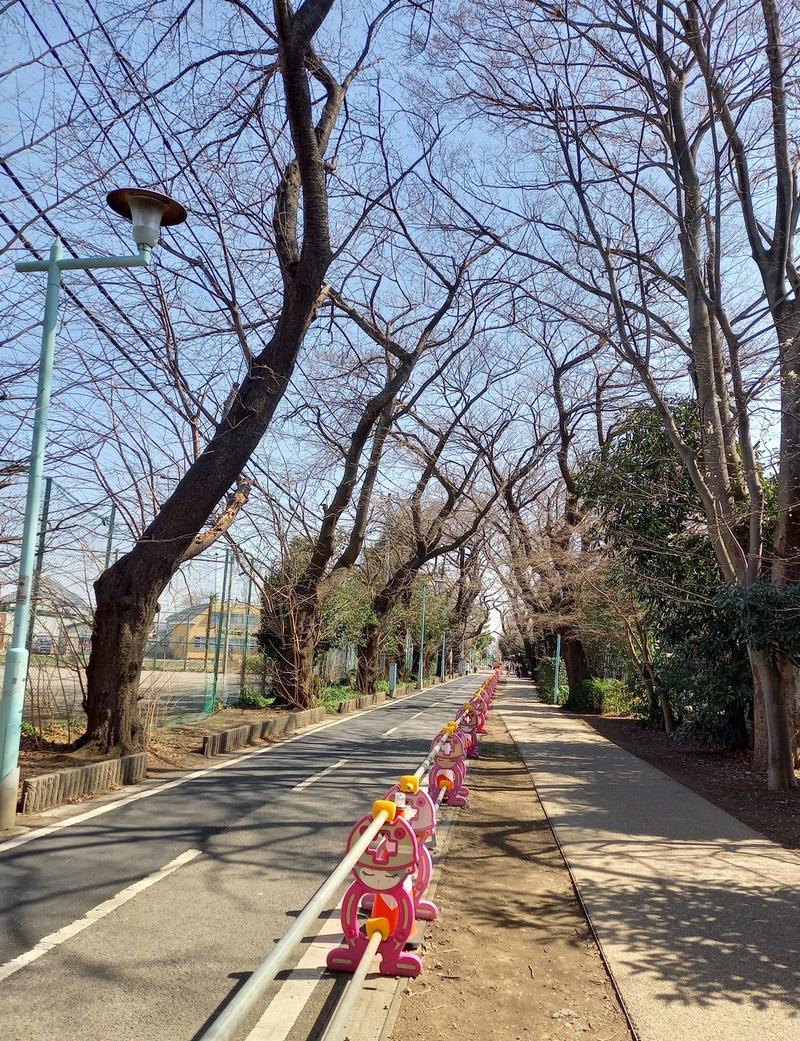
[20,752,148,815]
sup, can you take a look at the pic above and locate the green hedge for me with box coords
[566,678,636,715]
[536,657,568,704]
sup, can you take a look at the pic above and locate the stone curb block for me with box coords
[201,706,327,758]
[335,691,389,714]
[20,752,148,815]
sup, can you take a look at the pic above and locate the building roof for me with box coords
[0,575,92,619]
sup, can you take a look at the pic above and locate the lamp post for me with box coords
[0,188,187,831]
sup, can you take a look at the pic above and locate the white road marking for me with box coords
[409,710,425,720]
[291,758,349,792]
[0,848,201,981]
[0,677,466,856]
[245,912,343,1041]
[382,724,400,737]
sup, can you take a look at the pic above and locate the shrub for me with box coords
[236,685,276,709]
[376,679,389,692]
[567,678,635,715]
[320,682,359,711]
[536,657,568,704]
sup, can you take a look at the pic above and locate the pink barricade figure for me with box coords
[457,702,481,759]
[384,775,438,921]
[427,723,469,807]
[471,691,489,734]
[327,800,423,978]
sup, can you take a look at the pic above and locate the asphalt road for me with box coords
[0,675,481,1041]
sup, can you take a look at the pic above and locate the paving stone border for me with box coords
[20,752,148,815]
[201,706,327,757]
[200,674,459,758]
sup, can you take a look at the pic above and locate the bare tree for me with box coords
[431,0,799,787]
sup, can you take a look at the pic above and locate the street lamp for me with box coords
[0,188,187,831]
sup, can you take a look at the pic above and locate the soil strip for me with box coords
[389,713,632,1041]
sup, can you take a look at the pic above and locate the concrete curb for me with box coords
[336,692,387,714]
[20,752,148,815]
[201,707,327,757]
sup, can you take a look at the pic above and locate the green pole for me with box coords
[417,585,427,690]
[0,239,62,830]
[103,502,117,572]
[221,551,234,682]
[2,235,152,831]
[239,574,254,689]
[211,550,231,703]
[440,632,446,680]
[26,475,53,653]
[202,594,216,712]
[554,632,562,705]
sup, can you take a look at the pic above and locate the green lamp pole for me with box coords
[417,584,428,691]
[0,188,187,831]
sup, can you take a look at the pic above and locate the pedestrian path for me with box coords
[499,679,800,1041]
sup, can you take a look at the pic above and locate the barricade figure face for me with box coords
[349,813,418,893]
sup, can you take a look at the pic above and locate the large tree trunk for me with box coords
[271,601,318,710]
[356,625,380,696]
[562,636,588,701]
[749,649,797,790]
[84,563,165,752]
[779,655,800,768]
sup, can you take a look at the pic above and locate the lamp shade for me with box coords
[106,188,187,248]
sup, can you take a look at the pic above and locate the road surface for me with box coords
[0,675,480,1041]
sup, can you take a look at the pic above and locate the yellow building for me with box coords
[151,600,260,662]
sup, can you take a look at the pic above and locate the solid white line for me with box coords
[245,912,343,1041]
[0,676,469,856]
[291,758,348,792]
[0,847,201,982]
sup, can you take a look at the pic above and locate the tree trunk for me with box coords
[84,563,164,752]
[356,625,380,696]
[271,601,318,710]
[779,655,800,768]
[658,682,676,734]
[562,636,588,701]
[749,649,797,790]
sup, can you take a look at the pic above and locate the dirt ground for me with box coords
[583,714,800,853]
[389,715,632,1041]
[19,704,293,788]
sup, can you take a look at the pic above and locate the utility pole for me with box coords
[553,632,562,704]
[440,632,446,680]
[26,476,52,653]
